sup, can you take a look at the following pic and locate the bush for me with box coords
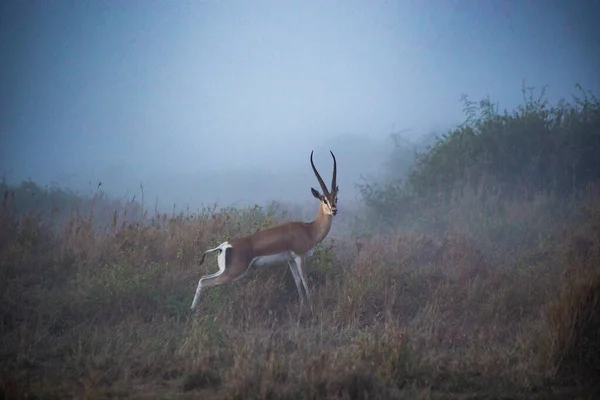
[359,83,600,234]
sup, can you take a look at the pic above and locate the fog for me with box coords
[2,1,598,211]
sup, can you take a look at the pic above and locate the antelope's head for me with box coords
[310,150,338,216]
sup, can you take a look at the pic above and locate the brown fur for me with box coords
[198,202,333,290]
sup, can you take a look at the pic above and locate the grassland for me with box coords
[1,182,599,400]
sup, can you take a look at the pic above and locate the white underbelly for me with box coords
[250,247,315,268]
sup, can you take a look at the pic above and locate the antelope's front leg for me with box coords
[288,260,305,303]
[294,255,310,298]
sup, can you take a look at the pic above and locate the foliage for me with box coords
[542,219,600,386]
[359,83,600,233]
[0,178,145,233]
[1,179,599,398]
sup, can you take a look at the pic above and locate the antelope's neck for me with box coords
[310,203,333,244]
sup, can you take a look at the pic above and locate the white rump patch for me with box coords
[191,241,232,310]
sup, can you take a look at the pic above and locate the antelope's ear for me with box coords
[311,188,321,200]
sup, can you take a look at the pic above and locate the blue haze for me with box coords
[1,0,598,209]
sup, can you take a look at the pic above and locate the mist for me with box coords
[2,0,598,211]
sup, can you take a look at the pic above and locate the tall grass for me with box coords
[1,182,599,399]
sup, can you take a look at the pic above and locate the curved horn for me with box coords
[330,151,337,192]
[310,151,329,195]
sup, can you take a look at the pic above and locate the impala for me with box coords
[190,151,338,310]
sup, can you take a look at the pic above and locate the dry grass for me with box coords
[1,188,599,399]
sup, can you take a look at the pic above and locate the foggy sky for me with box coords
[1,0,599,209]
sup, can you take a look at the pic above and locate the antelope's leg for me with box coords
[191,245,229,310]
[294,255,310,297]
[191,269,228,310]
[288,260,305,303]
[191,245,254,310]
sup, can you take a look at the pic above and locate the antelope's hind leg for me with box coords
[191,245,251,310]
[191,244,231,310]
[191,252,225,310]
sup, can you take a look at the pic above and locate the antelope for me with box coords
[190,151,338,310]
